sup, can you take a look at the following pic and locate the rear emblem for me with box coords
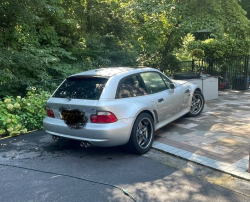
[66,105,71,110]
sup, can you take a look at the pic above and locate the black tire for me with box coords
[188,91,205,117]
[173,72,200,80]
[125,113,154,154]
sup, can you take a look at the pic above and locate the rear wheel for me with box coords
[125,113,154,154]
[188,91,205,117]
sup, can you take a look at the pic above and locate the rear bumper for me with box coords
[43,117,134,147]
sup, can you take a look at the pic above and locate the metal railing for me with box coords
[179,56,250,90]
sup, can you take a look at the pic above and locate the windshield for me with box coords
[52,76,108,100]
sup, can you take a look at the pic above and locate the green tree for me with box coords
[124,0,250,71]
[0,0,77,97]
[1,0,250,97]
[240,0,250,20]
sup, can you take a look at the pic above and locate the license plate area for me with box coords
[60,108,88,129]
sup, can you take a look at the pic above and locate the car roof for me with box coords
[69,67,135,78]
[68,67,159,78]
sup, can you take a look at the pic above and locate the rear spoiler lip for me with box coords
[67,75,110,79]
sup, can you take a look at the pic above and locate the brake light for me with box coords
[47,109,55,118]
[91,111,117,123]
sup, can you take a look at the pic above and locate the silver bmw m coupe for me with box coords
[43,67,204,154]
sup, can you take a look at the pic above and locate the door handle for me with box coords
[184,89,190,94]
[158,98,164,103]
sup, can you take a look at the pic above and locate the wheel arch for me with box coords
[137,110,155,123]
[195,87,202,92]
[129,109,156,136]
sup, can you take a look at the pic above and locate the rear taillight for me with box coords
[90,111,117,123]
[47,109,55,118]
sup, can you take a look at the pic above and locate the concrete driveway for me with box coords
[154,90,250,179]
[1,131,250,202]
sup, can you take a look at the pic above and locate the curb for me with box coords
[152,141,250,181]
[0,130,38,140]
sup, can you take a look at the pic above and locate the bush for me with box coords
[0,89,50,136]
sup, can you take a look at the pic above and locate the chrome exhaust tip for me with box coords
[85,142,92,148]
[80,141,92,148]
[80,141,85,148]
[52,135,59,141]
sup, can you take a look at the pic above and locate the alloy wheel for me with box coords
[190,93,204,115]
[136,118,153,149]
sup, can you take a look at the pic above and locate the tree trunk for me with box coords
[86,0,92,32]
[164,30,175,54]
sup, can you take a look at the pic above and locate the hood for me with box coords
[172,79,189,86]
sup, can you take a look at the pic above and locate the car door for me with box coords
[140,72,184,123]
[160,74,186,114]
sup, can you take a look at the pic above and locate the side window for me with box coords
[161,75,172,89]
[140,72,167,94]
[116,74,148,99]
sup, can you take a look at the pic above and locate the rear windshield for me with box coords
[52,77,108,100]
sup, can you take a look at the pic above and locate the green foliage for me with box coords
[186,36,250,59]
[125,0,250,68]
[0,90,50,136]
[0,0,77,97]
[176,0,250,59]
[240,0,250,20]
[174,34,195,61]
[0,0,138,97]
[0,0,250,97]
[190,49,205,60]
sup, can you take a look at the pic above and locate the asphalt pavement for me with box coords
[0,130,250,202]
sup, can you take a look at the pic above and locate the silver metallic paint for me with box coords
[43,67,200,147]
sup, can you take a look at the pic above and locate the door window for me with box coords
[161,75,172,89]
[116,74,148,99]
[140,72,168,94]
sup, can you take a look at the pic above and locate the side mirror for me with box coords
[169,83,176,93]
[170,83,176,89]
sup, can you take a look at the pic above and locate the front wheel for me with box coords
[188,91,205,117]
[125,113,154,154]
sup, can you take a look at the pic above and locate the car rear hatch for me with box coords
[46,76,108,122]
